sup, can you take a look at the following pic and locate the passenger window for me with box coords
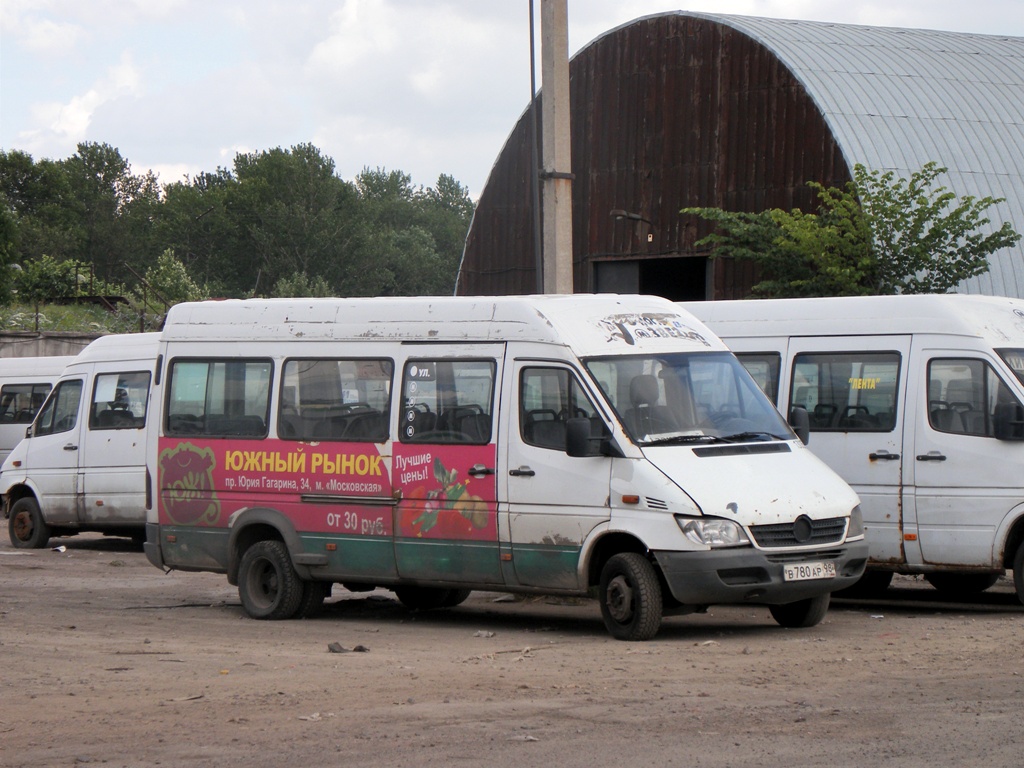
[520,367,601,450]
[735,353,782,405]
[89,371,151,430]
[166,359,272,438]
[927,358,1021,437]
[400,359,495,444]
[279,358,393,442]
[0,383,52,424]
[33,379,84,437]
[791,352,900,432]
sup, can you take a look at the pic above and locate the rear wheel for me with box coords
[599,553,663,641]
[769,593,830,628]
[924,572,1000,594]
[237,540,303,620]
[440,589,472,608]
[394,586,453,611]
[1013,543,1024,606]
[8,497,50,549]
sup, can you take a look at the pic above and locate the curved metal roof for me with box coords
[605,13,1024,297]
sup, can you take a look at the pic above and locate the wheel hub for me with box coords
[605,575,634,622]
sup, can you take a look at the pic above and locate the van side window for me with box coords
[279,358,393,442]
[791,352,900,432]
[400,359,495,444]
[520,367,600,450]
[89,371,150,430]
[927,359,1021,437]
[0,383,52,424]
[33,379,84,437]
[166,359,272,438]
[735,353,782,404]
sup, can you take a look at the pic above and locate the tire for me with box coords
[924,572,1000,594]
[8,497,51,549]
[1014,544,1024,606]
[599,553,663,641]
[440,589,472,608]
[296,580,331,619]
[834,570,894,598]
[394,586,452,611]
[237,540,303,620]
[769,593,830,628]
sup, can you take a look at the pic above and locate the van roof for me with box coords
[161,295,727,357]
[66,332,161,367]
[0,355,77,379]
[682,294,1024,345]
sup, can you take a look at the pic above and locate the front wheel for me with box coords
[8,497,51,549]
[237,540,303,620]
[599,553,663,641]
[769,593,830,628]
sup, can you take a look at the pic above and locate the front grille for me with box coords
[750,516,847,548]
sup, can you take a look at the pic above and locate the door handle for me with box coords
[63,443,78,451]
[509,466,536,477]
[468,464,496,477]
[916,451,947,462]
[869,450,900,461]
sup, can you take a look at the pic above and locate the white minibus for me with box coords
[1,333,160,548]
[684,294,1024,601]
[1,355,76,465]
[143,295,867,640]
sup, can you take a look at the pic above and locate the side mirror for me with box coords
[24,425,33,440]
[565,417,623,458]
[566,417,593,457]
[994,403,1024,441]
[788,405,810,445]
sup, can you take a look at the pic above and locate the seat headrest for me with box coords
[630,374,659,407]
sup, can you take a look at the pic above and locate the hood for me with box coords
[641,440,859,525]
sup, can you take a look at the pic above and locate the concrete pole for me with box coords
[541,0,574,294]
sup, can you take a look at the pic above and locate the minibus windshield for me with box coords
[998,349,1024,387]
[585,352,793,446]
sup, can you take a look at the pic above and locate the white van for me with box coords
[1,333,160,548]
[1,355,76,465]
[683,294,1024,601]
[143,295,866,640]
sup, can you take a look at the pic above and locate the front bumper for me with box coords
[655,540,869,606]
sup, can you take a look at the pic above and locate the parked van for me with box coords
[1,355,76,465]
[143,295,867,640]
[683,294,1024,601]
[1,333,160,548]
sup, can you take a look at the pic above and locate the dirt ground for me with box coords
[2,533,1023,768]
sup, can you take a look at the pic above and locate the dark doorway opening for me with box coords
[593,256,706,301]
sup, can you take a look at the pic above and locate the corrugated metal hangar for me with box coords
[455,12,1024,299]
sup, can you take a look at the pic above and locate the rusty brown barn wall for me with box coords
[457,14,851,300]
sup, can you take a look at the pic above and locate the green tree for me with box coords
[59,142,163,286]
[683,162,1021,297]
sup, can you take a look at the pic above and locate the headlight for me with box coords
[676,516,751,548]
[846,505,865,541]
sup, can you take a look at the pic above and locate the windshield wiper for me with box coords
[643,433,728,446]
[718,431,786,443]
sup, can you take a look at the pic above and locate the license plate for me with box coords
[783,561,836,582]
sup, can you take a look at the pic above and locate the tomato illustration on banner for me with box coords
[159,441,222,526]
[395,444,497,541]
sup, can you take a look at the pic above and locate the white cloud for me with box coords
[2,0,1022,195]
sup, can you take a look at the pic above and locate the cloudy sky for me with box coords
[2,1,1022,198]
